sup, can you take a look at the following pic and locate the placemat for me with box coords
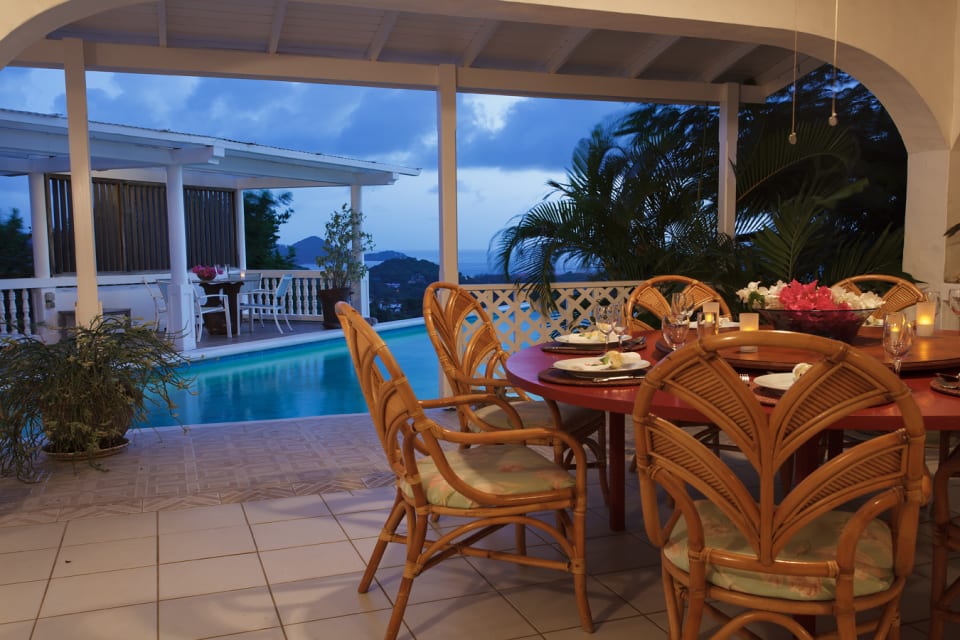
[752,385,782,406]
[931,378,960,397]
[540,336,646,355]
[538,367,647,387]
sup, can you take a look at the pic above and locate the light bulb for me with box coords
[788,131,798,145]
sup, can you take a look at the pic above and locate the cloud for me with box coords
[462,94,528,135]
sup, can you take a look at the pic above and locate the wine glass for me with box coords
[670,292,694,322]
[661,313,690,351]
[594,304,614,349]
[949,289,960,330]
[607,302,627,351]
[882,312,914,376]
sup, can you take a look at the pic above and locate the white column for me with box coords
[350,184,370,318]
[234,188,246,269]
[718,83,740,238]
[436,64,459,284]
[28,173,50,278]
[165,164,196,350]
[63,38,102,326]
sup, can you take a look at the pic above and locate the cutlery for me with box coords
[936,372,960,381]
[593,374,646,382]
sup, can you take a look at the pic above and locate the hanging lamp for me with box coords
[828,0,840,126]
[788,0,799,145]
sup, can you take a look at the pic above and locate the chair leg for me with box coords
[359,495,406,593]
[224,305,232,338]
[272,308,283,333]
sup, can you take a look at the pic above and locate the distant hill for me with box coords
[281,237,406,269]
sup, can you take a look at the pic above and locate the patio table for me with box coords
[505,328,960,531]
[199,279,243,334]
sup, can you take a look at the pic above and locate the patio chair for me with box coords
[422,281,609,504]
[335,301,594,640]
[192,282,232,340]
[238,273,293,334]
[623,274,731,333]
[235,272,261,333]
[143,277,168,331]
[632,330,928,639]
[834,274,925,322]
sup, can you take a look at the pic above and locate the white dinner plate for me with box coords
[553,353,650,378]
[753,373,796,392]
[688,319,739,329]
[555,332,631,345]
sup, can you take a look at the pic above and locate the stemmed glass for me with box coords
[594,304,614,349]
[949,289,960,331]
[661,313,690,351]
[610,302,627,351]
[670,292,694,322]
[882,311,914,376]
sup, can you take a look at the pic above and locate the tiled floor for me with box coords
[0,412,955,639]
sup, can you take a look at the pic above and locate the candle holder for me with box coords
[916,301,936,337]
[739,313,759,352]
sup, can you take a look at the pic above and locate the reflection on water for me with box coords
[142,326,438,427]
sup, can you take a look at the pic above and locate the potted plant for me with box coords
[0,315,193,479]
[316,203,374,328]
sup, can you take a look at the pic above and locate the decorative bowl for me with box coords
[759,308,877,343]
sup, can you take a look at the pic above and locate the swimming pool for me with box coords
[141,325,439,427]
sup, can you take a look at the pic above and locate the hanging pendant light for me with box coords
[828,0,840,126]
[788,0,799,145]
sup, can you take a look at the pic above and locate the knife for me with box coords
[593,374,646,382]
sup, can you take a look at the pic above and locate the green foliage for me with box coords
[316,204,374,290]
[0,209,34,277]
[0,316,193,479]
[244,190,297,269]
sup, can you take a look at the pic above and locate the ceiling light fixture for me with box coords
[828,0,840,126]
[788,1,799,145]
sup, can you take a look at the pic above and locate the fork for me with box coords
[739,373,751,386]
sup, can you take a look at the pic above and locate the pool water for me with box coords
[142,326,439,427]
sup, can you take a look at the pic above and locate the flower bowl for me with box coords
[759,308,877,343]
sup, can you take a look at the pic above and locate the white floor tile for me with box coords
[32,603,156,640]
[0,522,65,553]
[402,591,537,640]
[334,509,398,540]
[251,515,346,550]
[53,536,156,577]
[62,512,157,546]
[40,566,156,618]
[321,487,397,515]
[0,548,57,585]
[502,575,637,633]
[259,541,365,584]
[350,535,408,569]
[0,581,45,624]
[543,614,667,639]
[159,553,266,599]
[271,572,392,625]
[374,557,493,605]
[0,620,33,640]
[158,586,280,640]
[158,503,246,534]
[284,608,413,640]
[159,524,255,563]
[243,495,330,524]
[212,628,286,640]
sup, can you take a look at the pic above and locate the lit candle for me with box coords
[739,312,759,352]
[703,301,720,316]
[916,301,936,337]
[240,269,246,280]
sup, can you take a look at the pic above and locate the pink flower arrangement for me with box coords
[191,264,221,281]
[776,280,847,311]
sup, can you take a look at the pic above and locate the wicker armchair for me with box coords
[834,274,925,322]
[624,275,731,333]
[335,301,594,640]
[423,281,609,503]
[633,330,929,639]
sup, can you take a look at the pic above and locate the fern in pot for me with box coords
[0,315,193,478]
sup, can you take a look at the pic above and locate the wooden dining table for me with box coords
[504,327,960,531]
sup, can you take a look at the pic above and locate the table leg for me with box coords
[608,412,625,531]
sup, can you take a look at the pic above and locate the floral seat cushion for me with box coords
[400,445,575,509]
[664,500,894,601]
[473,400,599,433]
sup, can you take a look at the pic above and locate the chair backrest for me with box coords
[422,281,514,397]
[834,274,925,320]
[273,273,293,299]
[239,272,262,294]
[334,300,436,484]
[624,275,730,332]
[143,278,167,310]
[632,330,926,592]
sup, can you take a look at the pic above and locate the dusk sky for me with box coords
[0,66,633,254]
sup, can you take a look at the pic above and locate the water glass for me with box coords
[594,304,614,348]
[609,302,627,350]
[661,313,690,351]
[670,292,693,321]
[882,311,913,376]
[696,310,718,338]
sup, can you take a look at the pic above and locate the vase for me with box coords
[318,287,352,329]
[759,308,877,343]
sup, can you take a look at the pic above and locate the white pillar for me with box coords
[165,164,196,350]
[437,64,459,284]
[28,173,50,278]
[350,184,370,318]
[718,83,740,238]
[234,188,246,269]
[63,38,102,326]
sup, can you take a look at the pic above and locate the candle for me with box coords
[703,301,720,316]
[240,269,246,280]
[739,313,759,352]
[916,301,936,337]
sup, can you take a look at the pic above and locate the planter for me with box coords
[42,436,130,461]
[319,287,352,328]
[760,308,877,343]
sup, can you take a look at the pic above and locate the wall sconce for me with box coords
[44,291,55,309]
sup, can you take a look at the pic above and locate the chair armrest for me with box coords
[419,393,524,430]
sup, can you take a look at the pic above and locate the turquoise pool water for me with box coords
[142,325,438,427]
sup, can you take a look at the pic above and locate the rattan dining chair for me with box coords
[422,281,609,503]
[632,330,929,639]
[623,274,731,333]
[335,301,594,640]
[931,443,960,639]
[834,274,925,322]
